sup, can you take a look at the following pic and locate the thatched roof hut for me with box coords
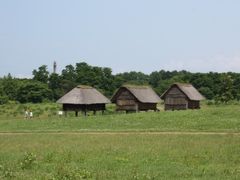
[161,83,205,110]
[111,85,161,112]
[57,85,110,116]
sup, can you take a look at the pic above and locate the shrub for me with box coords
[0,95,8,105]
[20,152,37,170]
[206,100,215,105]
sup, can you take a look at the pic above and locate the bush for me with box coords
[206,100,215,105]
[0,95,8,105]
[20,152,37,170]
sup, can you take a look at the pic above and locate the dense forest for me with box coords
[0,62,239,104]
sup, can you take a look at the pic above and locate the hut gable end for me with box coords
[116,89,137,106]
[117,89,136,100]
[161,83,205,111]
[111,85,161,112]
[165,86,187,98]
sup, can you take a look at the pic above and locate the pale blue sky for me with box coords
[1,0,240,77]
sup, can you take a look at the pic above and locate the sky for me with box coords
[0,0,240,77]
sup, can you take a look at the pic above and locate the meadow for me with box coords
[0,103,240,179]
[0,134,239,179]
[0,102,239,132]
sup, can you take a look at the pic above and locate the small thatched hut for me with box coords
[161,83,205,111]
[57,85,110,116]
[111,85,161,112]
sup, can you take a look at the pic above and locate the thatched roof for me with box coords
[161,83,205,101]
[57,85,110,104]
[111,85,161,103]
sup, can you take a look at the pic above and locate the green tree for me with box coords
[60,79,77,93]
[198,87,214,100]
[48,73,63,100]
[0,84,9,104]
[17,81,52,103]
[2,61,240,103]
[62,65,77,82]
[75,62,95,85]
[116,71,149,85]
[215,74,234,103]
[32,65,49,83]
[149,71,162,88]
[98,67,115,97]
[2,73,18,100]
[232,75,240,100]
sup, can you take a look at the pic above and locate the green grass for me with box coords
[0,103,240,179]
[0,134,239,179]
[0,104,239,132]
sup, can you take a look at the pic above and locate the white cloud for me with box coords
[161,54,240,73]
[14,74,32,79]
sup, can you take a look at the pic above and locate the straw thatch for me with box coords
[161,83,205,101]
[111,85,161,103]
[57,85,110,105]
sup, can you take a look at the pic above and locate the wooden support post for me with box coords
[75,111,78,117]
[93,110,96,115]
[136,104,139,113]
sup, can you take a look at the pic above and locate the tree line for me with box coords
[0,62,239,104]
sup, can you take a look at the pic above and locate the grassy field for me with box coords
[0,103,240,179]
[0,103,239,132]
[0,134,240,179]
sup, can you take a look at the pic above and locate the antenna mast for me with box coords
[53,61,57,73]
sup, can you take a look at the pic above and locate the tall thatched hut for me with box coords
[57,85,110,116]
[161,83,205,111]
[111,85,161,113]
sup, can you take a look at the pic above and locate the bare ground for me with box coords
[0,131,239,135]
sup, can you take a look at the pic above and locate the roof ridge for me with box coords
[77,85,93,89]
[123,84,150,89]
[174,83,192,87]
